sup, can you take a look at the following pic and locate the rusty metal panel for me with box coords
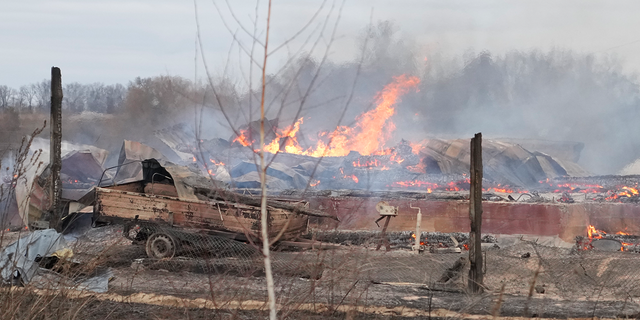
[305,195,640,240]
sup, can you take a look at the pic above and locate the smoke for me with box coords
[403,49,640,174]
[216,21,640,174]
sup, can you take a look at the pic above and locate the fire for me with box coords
[334,168,360,183]
[210,159,225,166]
[310,180,320,187]
[309,75,420,157]
[408,140,427,155]
[605,184,640,201]
[232,128,253,147]
[339,167,359,183]
[229,75,419,158]
[410,233,425,246]
[351,157,390,170]
[392,180,438,190]
[346,175,359,183]
[406,161,426,173]
[388,150,405,164]
[587,225,605,240]
[583,225,634,251]
[353,158,382,168]
[264,117,305,154]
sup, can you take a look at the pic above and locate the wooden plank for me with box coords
[144,183,179,197]
[108,182,145,193]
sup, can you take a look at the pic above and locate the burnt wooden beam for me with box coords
[201,188,339,220]
[50,67,63,231]
[468,132,483,293]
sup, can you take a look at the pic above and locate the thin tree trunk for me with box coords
[259,1,277,319]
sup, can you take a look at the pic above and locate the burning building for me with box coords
[5,73,640,251]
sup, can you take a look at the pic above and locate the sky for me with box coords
[2,0,640,88]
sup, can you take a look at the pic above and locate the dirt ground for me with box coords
[3,225,640,319]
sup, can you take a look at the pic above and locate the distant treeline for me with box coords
[0,81,125,114]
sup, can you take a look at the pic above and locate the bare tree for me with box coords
[63,82,86,113]
[19,85,36,110]
[32,80,51,111]
[0,85,14,108]
[105,83,126,114]
[193,1,361,318]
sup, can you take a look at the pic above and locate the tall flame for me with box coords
[264,117,304,154]
[230,75,420,158]
[308,75,420,157]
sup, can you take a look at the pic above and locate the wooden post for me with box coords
[50,67,63,231]
[410,204,422,252]
[376,216,392,251]
[468,132,483,293]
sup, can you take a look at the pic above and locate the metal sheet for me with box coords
[0,229,68,284]
[113,140,166,184]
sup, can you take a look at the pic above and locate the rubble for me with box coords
[0,229,69,284]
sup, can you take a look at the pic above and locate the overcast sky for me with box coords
[2,0,640,88]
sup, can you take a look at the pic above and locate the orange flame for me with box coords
[294,75,420,157]
[587,225,605,240]
[313,75,419,157]
[339,167,359,183]
[232,128,253,147]
[584,225,633,251]
[389,150,405,164]
[346,175,359,183]
[264,117,305,154]
[407,161,427,173]
[353,158,382,168]
[231,75,419,158]
[409,140,427,155]
[210,159,225,166]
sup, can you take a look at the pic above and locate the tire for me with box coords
[145,233,177,259]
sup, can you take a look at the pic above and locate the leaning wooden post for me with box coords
[50,67,63,231]
[468,132,483,293]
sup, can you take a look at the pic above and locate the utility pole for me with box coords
[50,67,63,231]
[468,132,483,293]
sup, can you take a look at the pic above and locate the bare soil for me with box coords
[4,225,640,319]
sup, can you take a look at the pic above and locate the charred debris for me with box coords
[6,119,640,258]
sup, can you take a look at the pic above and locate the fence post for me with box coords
[50,67,63,231]
[468,132,483,293]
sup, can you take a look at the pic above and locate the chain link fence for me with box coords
[4,219,640,318]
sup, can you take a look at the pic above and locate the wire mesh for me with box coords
[122,222,262,276]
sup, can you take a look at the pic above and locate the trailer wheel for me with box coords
[146,233,177,259]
